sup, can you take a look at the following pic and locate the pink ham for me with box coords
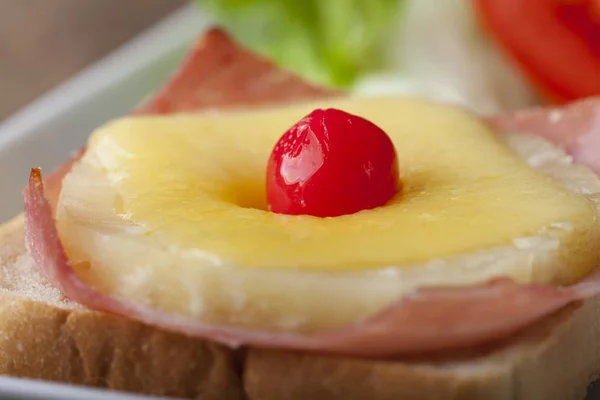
[23,28,600,357]
[22,168,600,357]
[488,99,600,176]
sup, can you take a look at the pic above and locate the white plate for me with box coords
[0,4,207,399]
[0,376,172,400]
[0,4,598,400]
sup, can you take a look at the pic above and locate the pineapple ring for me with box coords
[56,97,600,333]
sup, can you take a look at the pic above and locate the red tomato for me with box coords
[472,0,600,103]
[266,108,400,218]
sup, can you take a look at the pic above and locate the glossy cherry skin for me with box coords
[266,108,400,217]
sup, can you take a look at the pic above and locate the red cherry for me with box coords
[266,108,400,217]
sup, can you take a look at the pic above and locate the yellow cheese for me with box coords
[56,97,600,332]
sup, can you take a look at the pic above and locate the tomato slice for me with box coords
[472,0,600,103]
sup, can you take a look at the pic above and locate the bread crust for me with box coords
[2,28,599,400]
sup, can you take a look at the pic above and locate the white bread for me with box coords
[0,28,598,399]
[0,215,242,400]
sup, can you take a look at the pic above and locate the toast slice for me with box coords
[1,29,599,400]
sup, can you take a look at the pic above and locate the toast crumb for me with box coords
[0,215,76,308]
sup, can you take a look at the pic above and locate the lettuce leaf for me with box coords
[200,0,403,88]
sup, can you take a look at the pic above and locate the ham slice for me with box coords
[489,99,600,177]
[23,28,600,357]
[22,169,600,357]
[135,28,339,115]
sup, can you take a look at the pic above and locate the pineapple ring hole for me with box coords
[227,182,269,211]
[191,168,270,211]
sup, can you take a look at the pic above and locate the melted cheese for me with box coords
[56,97,600,332]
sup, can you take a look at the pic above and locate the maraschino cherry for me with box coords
[266,108,400,218]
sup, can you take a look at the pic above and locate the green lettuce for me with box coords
[199,0,403,88]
